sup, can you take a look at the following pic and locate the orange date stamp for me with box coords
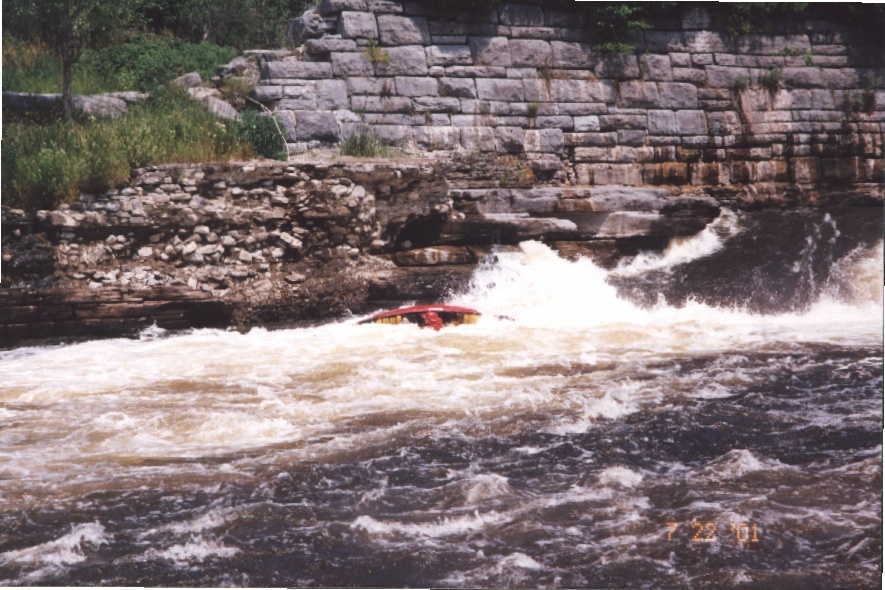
[665,521,760,544]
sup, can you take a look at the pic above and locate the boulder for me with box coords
[72,95,128,118]
[509,39,552,67]
[586,186,671,211]
[305,37,358,56]
[373,45,429,76]
[393,246,477,266]
[187,87,221,101]
[427,45,473,67]
[288,9,328,45]
[470,36,512,67]
[319,0,368,14]
[3,91,129,119]
[595,211,667,238]
[367,266,475,302]
[188,91,240,121]
[170,72,202,88]
[440,213,578,244]
[105,91,150,104]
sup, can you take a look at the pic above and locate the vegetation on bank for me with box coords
[3,30,285,211]
[3,35,238,95]
[2,88,288,212]
[3,1,883,211]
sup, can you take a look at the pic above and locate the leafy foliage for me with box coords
[2,35,114,94]
[364,41,390,64]
[583,4,651,54]
[758,68,782,93]
[3,35,238,94]
[81,36,238,91]
[138,0,315,49]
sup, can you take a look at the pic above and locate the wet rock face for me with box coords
[608,205,883,313]
[0,286,232,346]
[1,160,455,345]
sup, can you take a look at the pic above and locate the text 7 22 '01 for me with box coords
[666,521,760,544]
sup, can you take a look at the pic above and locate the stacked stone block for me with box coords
[256,0,884,188]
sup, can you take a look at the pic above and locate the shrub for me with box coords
[235,111,287,159]
[220,75,257,109]
[526,102,540,120]
[81,36,238,92]
[496,155,536,187]
[717,3,810,38]
[139,0,313,49]
[595,42,637,55]
[803,50,814,67]
[583,4,651,54]
[339,127,393,158]
[758,68,782,93]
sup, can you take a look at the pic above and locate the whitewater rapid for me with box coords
[0,224,880,507]
[0,216,881,587]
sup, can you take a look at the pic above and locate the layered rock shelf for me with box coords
[1,154,733,345]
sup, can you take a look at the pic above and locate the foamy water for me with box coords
[0,221,881,587]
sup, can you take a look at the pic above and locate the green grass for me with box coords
[237,111,287,160]
[339,127,393,158]
[2,88,256,211]
[1,35,274,211]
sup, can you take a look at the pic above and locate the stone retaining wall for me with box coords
[258,1,884,189]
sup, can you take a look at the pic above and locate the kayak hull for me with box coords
[359,305,481,328]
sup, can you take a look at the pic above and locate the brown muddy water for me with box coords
[0,209,882,588]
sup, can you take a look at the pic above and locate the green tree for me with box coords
[4,0,143,120]
[139,0,314,49]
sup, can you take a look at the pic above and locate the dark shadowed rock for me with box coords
[4,92,130,119]
[296,110,341,141]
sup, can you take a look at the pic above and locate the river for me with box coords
[0,209,881,587]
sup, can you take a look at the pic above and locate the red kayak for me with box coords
[358,305,481,331]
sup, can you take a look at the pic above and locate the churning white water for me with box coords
[0,227,880,510]
[0,219,881,588]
